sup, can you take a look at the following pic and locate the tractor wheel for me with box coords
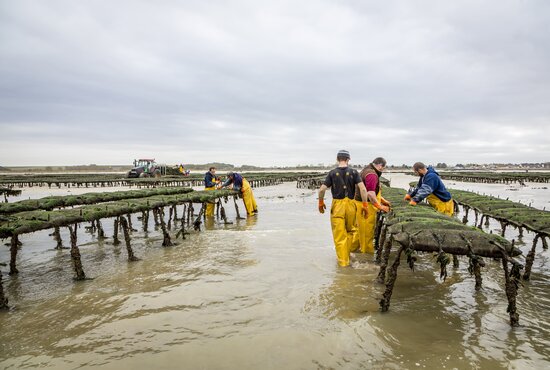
[139,172,148,178]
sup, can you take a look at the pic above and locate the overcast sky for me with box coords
[1,0,549,167]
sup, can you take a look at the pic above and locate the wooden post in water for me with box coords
[375,224,387,265]
[167,206,173,230]
[0,268,8,310]
[142,210,149,232]
[193,204,206,231]
[468,254,484,290]
[484,215,490,228]
[182,204,187,224]
[176,217,187,240]
[89,220,97,233]
[233,196,244,219]
[373,212,383,255]
[158,207,173,247]
[187,203,194,225]
[113,218,121,245]
[477,215,485,229]
[219,200,229,224]
[97,219,105,240]
[500,221,507,237]
[501,256,522,327]
[68,224,86,280]
[126,213,135,231]
[9,235,19,275]
[119,217,139,261]
[376,235,394,284]
[53,226,63,249]
[523,235,539,280]
[462,207,469,224]
[380,244,405,312]
[172,204,178,222]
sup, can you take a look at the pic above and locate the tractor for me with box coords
[127,159,165,178]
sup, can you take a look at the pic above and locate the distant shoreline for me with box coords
[1,166,550,176]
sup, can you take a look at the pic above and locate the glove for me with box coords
[318,199,326,214]
[361,202,369,219]
[380,197,391,207]
[404,194,412,201]
[409,200,417,206]
[373,202,390,213]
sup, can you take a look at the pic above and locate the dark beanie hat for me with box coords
[337,150,350,159]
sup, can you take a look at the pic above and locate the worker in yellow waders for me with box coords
[406,162,454,216]
[318,150,369,267]
[220,172,258,216]
[351,157,391,254]
[204,167,220,217]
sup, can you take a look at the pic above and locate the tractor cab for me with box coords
[134,159,155,171]
[128,158,163,178]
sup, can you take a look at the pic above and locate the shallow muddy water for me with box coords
[1,179,549,369]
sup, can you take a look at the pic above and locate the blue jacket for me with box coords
[408,166,452,202]
[204,172,217,188]
[222,173,243,192]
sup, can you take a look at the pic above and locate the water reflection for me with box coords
[203,213,257,231]
[244,215,258,229]
[313,260,382,320]
[204,216,216,230]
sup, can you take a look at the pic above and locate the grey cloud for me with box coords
[1,0,549,166]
